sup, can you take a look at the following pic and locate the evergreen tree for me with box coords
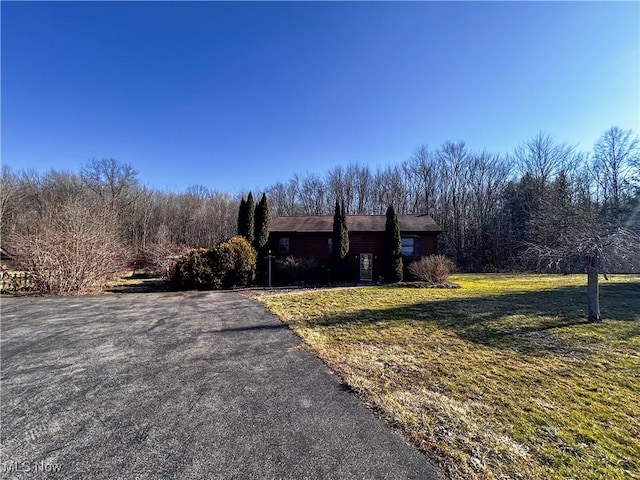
[237,197,247,237]
[331,199,341,265]
[237,193,255,243]
[331,199,349,279]
[340,200,349,259]
[385,205,403,282]
[253,193,270,253]
[244,192,255,244]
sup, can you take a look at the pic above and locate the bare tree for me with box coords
[352,164,373,214]
[80,158,139,209]
[405,145,439,215]
[591,127,640,224]
[327,166,347,212]
[514,132,577,190]
[524,226,639,321]
[0,166,22,239]
[437,141,472,263]
[299,173,326,215]
[372,165,409,214]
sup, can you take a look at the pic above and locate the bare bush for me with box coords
[134,242,188,278]
[9,199,127,294]
[408,255,456,284]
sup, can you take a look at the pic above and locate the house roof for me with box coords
[270,214,441,233]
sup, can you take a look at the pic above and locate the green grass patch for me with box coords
[259,274,640,480]
[106,275,167,293]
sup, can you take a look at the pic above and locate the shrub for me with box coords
[170,248,216,290]
[331,200,349,280]
[9,199,127,294]
[275,256,325,285]
[408,255,456,284]
[215,236,257,288]
[169,236,257,290]
[384,205,403,283]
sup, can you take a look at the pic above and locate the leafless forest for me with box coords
[2,127,639,289]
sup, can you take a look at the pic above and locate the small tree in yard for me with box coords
[525,227,640,322]
[331,200,349,280]
[385,205,403,283]
[582,230,639,322]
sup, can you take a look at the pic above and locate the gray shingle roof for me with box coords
[270,215,441,233]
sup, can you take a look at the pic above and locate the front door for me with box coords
[360,253,373,281]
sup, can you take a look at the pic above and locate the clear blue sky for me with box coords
[2,1,638,193]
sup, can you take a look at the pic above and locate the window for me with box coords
[278,237,290,254]
[401,237,419,257]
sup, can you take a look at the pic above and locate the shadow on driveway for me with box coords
[1,291,441,479]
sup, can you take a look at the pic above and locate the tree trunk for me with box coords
[587,253,601,322]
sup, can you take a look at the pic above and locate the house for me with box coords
[268,214,441,281]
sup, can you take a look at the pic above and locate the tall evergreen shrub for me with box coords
[237,197,247,237]
[385,205,403,283]
[237,193,255,243]
[331,199,350,280]
[244,192,255,245]
[340,201,349,259]
[253,193,269,253]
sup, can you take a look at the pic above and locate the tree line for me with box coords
[1,126,638,289]
[264,127,640,272]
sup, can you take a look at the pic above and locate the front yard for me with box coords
[258,274,640,480]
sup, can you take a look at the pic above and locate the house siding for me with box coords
[292,233,332,264]
[269,229,439,281]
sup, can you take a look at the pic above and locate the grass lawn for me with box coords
[106,274,167,293]
[258,274,640,480]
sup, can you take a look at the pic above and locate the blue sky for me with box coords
[2,1,638,193]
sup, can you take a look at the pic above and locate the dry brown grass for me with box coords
[259,274,640,480]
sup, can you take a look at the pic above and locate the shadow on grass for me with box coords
[106,277,169,293]
[309,281,640,356]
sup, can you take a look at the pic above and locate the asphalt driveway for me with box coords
[1,291,441,479]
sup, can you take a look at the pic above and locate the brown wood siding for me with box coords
[291,233,332,264]
[420,233,438,255]
[270,233,332,265]
[269,230,440,281]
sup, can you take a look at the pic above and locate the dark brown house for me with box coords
[268,214,441,281]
